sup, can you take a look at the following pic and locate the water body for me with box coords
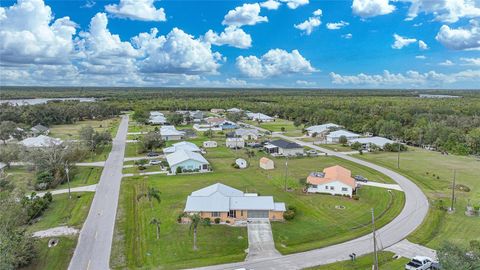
[0,97,96,106]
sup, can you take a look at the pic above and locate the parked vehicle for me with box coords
[430,262,441,270]
[147,152,160,157]
[149,160,162,165]
[306,150,318,156]
[354,175,368,182]
[405,256,433,270]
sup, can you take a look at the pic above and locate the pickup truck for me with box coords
[405,256,433,270]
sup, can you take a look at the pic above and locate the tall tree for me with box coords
[437,241,480,270]
[150,218,161,240]
[0,121,24,144]
[189,214,211,250]
[137,187,161,208]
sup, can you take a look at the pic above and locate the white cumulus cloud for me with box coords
[280,0,309,9]
[460,57,480,66]
[392,34,417,49]
[418,40,428,50]
[222,3,268,27]
[342,33,353,39]
[204,26,252,49]
[294,9,322,35]
[402,0,480,23]
[236,49,315,78]
[352,0,396,18]
[260,0,281,10]
[326,21,349,30]
[436,19,480,50]
[105,0,166,21]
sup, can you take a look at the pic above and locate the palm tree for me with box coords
[150,218,161,240]
[189,214,211,250]
[137,187,161,208]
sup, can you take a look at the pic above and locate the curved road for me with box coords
[191,131,429,270]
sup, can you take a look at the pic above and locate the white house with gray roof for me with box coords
[163,141,200,154]
[306,123,341,137]
[21,135,63,148]
[326,130,361,143]
[348,136,395,150]
[166,149,209,175]
[183,183,286,222]
[160,125,185,141]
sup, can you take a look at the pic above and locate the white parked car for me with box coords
[405,256,433,270]
[149,160,162,165]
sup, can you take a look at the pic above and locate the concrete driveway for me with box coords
[246,219,281,261]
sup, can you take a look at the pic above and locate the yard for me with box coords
[355,147,480,249]
[49,118,120,140]
[307,251,409,270]
[317,143,356,152]
[246,118,304,137]
[111,146,405,269]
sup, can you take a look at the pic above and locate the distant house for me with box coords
[149,111,167,125]
[210,108,225,114]
[160,126,185,141]
[305,123,341,137]
[227,108,243,113]
[220,121,237,130]
[235,158,248,169]
[306,165,357,197]
[166,149,210,175]
[233,128,259,140]
[259,157,274,170]
[0,162,6,174]
[30,124,49,136]
[203,141,218,148]
[189,110,204,122]
[326,130,361,143]
[246,112,274,122]
[163,141,200,154]
[348,136,395,151]
[183,183,286,222]
[21,135,62,148]
[226,138,245,149]
[264,139,304,156]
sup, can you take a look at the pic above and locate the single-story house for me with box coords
[264,139,304,156]
[348,136,395,151]
[193,124,222,132]
[30,124,50,136]
[226,138,245,149]
[203,141,218,148]
[210,108,225,114]
[235,158,248,169]
[305,123,341,137]
[326,130,361,143]
[246,112,274,122]
[166,149,210,175]
[306,165,357,197]
[233,128,259,140]
[259,157,274,170]
[184,183,286,222]
[226,108,243,113]
[149,111,167,125]
[220,121,238,130]
[160,126,185,141]
[21,135,63,148]
[205,117,226,126]
[163,141,200,154]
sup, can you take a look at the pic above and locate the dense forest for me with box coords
[1,87,479,155]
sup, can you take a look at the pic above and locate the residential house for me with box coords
[226,108,243,113]
[183,183,286,222]
[235,158,247,169]
[305,123,341,137]
[264,139,304,156]
[233,128,259,140]
[203,141,217,148]
[160,125,185,141]
[21,135,63,148]
[306,165,357,197]
[163,141,200,154]
[210,108,225,114]
[149,111,167,125]
[259,157,274,170]
[246,112,274,122]
[226,138,245,149]
[166,149,210,175]
[30,124,49,136]
[348,136,394,151]
[326,130,361,143]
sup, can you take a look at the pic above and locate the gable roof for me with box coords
[235,128,259,136]
[163,141,200,154]
[259,157,273,164]
[306,123,341,133]
[191,183,244,197]
[21,135,62,148]
[160,125,185,136]
[326,130,360,138]
[269,139,302,149]
[307,165,356,188]
[166,149,208,167]
[349,136,394,147]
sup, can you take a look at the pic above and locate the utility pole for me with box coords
[371,208,379,270]
[284,156,289,191]
[450,169,456,211]
[397,140,401,169]
[65,163,72,200]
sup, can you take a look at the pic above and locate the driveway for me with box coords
[246,219,281,261]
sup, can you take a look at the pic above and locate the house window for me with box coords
[211,212,220,217]
[342,187,348,192]
[312,185,318,188]
[325,186,328,189]
[229,210,236,218]
[330,186,334,190]
[241,210,243,216]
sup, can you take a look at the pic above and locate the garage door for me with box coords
[248,210,269,219]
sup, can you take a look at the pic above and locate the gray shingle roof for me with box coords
[269,139,302,149]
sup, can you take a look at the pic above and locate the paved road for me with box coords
[386,239,437,260]
[191,132,429,270]
[246,219,281,261]
[360,181,403,191]
[68,115,129,270]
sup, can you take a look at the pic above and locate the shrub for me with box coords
[176,166,182,174]
[214,218,221,224]
[137,165,146,170]
[226,220,230,224]
[283,210,296,220]
[177,213,185,223]
[233,164,240,169]
[352,195,360,200]
[204,217,211,224]
[288,205,297,212]
[35,171,54,190]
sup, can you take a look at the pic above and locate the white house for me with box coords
[326,130,361,143]
[235,158,248,169]
[348,136,395,151]
[305,123,341,137]
[246,112,274,122]
[234,128,259,140]
[203,141,218,148]
[226,138,245,149]
[306,165,357,197]
[30,124,50,136]
[166,149,210,175]
[163,141,200,154]
[264,139,304,156]
[160,126,185,141]
[227,108,243,113]
[259,157,274,170]
[210,108,225,114]
[149,111,167,125]
[21,135,63,148]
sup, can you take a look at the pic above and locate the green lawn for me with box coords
[307,251,409,270]
[319,143,356,152]
[49,118,120,140]
[80,144,112,162]
[355,147,480,249]
[127,123,156,133]
[111,146,405,269]
[246,119,304,136]
[122,164,165,174]
[22,236,77,270]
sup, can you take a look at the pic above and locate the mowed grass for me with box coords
[81,144,112,162]
[49,118,120,140]
[246,119,304,136]
[21,236,77,270]
[307,251,409,270]
[319,143,356,152]
[355,147,480,249]
[111,146,405,269]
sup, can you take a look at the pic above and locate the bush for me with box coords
[177,213,185,223]
[214,218,221,224]
[352,195,360,200]
[138,165,146,170]
[288,205,297,212]
[283,210,296,220]
[35,171,54,190]
[226,220,230,224]
[204,217,211,224]
[21,192,53,221]
[176,166,182,174]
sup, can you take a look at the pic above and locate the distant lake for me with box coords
[0,97,96,106]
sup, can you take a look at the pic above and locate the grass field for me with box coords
[356,147,480,249]
[111,146,404,269]
[80,144,112,162]
[22,236,77,270]
[127,122,156,133]
[307,251,409,270]
[246,119,305,137]
[318,143,356,152]
[49,118,120,140]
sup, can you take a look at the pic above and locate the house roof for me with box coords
[185,193,231,212]
[235,128,259,136]
[149,115,167,124]
[191,183,244,197]
[205,117,226,124]
[246,112,273,120]
[0,162,6,170]
[349,136,394,148]
[306,123,341,133]
[150,111,164,116]
[160,125,185,136]
[31,124,49,132]
[307,165,356,188]
[259,157,273,164]
[227,108,242,113]
[230,196,274,210]
[166,149,209,167]
[326,130,360,138]
[163,141,200,154]
[274,202,286,211]
[268,139,302,149]
[21,135,62,148]
[226,137,244,142]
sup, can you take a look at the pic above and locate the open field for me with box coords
[307,251,409,270]
[318,143,356,152]
[355,147,480,249]
[21,236,77,270]
[111,145,404,269]
[246,119,304,137]
[127,122,157,133]
[49,118,120,140]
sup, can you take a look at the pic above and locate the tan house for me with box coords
[184,183,286,222]
[306,165,357,197]
[259,157,274,170]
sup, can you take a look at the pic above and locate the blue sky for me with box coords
[0,0,479,88]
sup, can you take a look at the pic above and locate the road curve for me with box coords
[68,115,129,270]
[191,132,429,270]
